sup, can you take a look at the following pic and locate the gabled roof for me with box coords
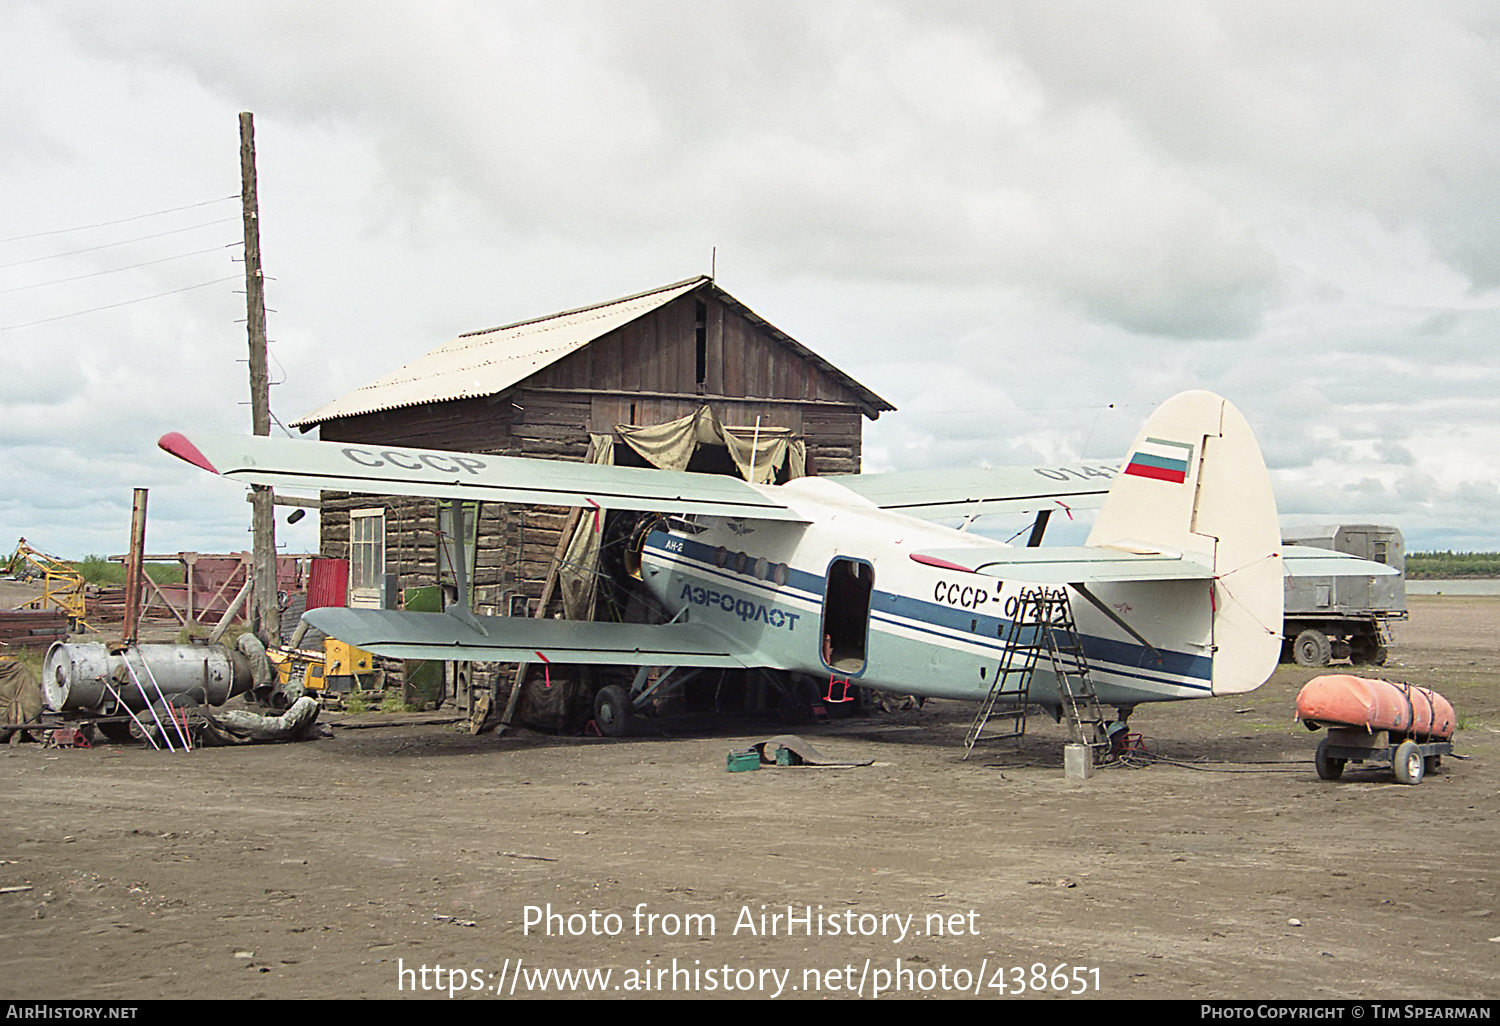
[291,276,893,427]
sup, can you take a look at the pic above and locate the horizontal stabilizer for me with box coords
[830,464,1114,518]
[912,545,1214,584]
[303,607,756,666]
[160,431,807,522]
[1281,547,1400,577]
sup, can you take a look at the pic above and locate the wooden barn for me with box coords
[290,276,893,721]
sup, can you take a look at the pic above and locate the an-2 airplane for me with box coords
[159,390,1390,740]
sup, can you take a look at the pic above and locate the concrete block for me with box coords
[1064,743,1094,781]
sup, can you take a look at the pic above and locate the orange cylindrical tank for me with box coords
[1295,674,1456,740]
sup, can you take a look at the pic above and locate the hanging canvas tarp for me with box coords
[616,406,801,484]
[557,433,615,622]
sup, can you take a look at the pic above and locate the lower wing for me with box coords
[304,607,757,667]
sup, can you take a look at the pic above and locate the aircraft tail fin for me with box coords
[1087,391,1282,695]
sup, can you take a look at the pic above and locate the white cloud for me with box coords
[1,1,1497,557]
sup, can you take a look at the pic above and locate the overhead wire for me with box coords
[0,275,241,331]
[1,194,303,446]
[0,242,241,295]
[0,195,238,244]
[0,217,241,270]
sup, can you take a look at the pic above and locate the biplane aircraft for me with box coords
[160,390,1391,738]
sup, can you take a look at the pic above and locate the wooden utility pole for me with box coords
[240,111,279,643]
[121,488,148,645]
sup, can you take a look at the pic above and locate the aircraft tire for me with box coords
[1292,630,1332,667]
[1393,740,1424,785]
[1314,737,1345,781]
[593,685,634,738]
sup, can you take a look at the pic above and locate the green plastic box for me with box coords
[727,749,760,772]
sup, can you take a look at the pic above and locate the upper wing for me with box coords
[1281,546,1400,577]
[826,462,1118,519]
[159,431,807,522]
[911,544,1213,584]
[304,607,759,666]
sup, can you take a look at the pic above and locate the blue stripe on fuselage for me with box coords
[643,530,1212,689]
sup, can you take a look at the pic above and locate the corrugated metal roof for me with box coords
[292,275,893,427]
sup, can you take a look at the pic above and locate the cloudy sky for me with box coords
[2,1,1497,561]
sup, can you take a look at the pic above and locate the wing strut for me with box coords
[1026,509,1052,547]
[440,501,487,637]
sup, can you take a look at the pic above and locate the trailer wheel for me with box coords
[1314,737,1345,781]
[1393,740,1424,785]
[1293,630,1332,667]
[593,685,634,738]
[1349,636,1388,666]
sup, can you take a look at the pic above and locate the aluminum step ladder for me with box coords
[963,586,1108,761]
[1036,588,1109,759]
[962,587,1047,758]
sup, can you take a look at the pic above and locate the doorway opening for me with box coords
[822,557,874,674]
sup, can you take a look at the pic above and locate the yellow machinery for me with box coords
[267,638,379,707]
[3,539,88,631]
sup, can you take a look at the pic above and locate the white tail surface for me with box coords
[1087,391,1282,695]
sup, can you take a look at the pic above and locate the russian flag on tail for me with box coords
[1124,436,1194,483]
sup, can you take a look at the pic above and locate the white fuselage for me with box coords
[637,476,1216,709]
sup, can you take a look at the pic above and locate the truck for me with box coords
[1281,524,1406,667]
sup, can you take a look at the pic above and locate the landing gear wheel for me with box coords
[776,675,818,725]
[1314,736,1345,781]
[1393,740,1424,785]
[593,685,634,738]
[1293,630,1332,667]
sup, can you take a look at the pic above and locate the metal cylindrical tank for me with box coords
[41,642,251,713]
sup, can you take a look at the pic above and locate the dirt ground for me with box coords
[1,595,1495,1001]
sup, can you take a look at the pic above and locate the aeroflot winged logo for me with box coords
[1123,436,1194,484]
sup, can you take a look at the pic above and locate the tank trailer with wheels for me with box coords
[1296,674,1456,785]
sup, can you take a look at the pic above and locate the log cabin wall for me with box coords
[315,285,875,614]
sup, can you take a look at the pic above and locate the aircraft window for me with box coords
[714,547,728,568]
[754,557,768,580]
[773,564,789,586]
[733,552,748,574]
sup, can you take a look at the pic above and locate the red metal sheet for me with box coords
[307,557,348,610]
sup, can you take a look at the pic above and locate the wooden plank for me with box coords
[517,439,590,458]
[722,312,743,396]
[705,297,725,395]
[515,392,590,428]
[640,304,663,393]
[512,422,592,442]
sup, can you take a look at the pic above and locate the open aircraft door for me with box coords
[821,557,874,676]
